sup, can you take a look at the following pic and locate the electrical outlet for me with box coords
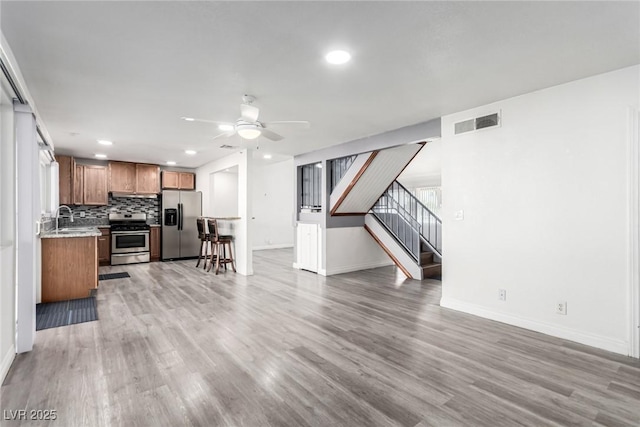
[556,301,567,315]
[454,210,465,221]
[80,211,85,218]
[498,289,506,301]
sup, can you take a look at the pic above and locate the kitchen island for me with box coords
[41,227,101,302]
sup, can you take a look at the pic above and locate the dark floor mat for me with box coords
[36,297,98,331]
[99,272,130,281]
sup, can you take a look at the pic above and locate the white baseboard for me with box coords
[1,345,15,384]
[318,268,327,276]
[253,244,294,251]
[292,262,300,270]
[325,260,393,276]
[440,297,630,357]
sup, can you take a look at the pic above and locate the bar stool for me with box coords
[206,218,236,274]
[195,218,211,269]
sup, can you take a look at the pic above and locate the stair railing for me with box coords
[329,155,358,193]
[371,181,442,258]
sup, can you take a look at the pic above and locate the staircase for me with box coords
[328,146,442,280]
[366,181,442,279]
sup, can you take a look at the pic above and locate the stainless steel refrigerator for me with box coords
[161,190,202,260]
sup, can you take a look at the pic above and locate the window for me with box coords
[299,162,322,211]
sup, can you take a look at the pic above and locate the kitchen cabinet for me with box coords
[73,162,83,205]
[136,164,160,194]
[41,236,98,302]
[150,227,161,261]
[109,161,136,193]
[179,172,195,190]
[83,165,108,205]
[109,161,160,194]
[98,228,110,265]
[162,171,195,190]
[57,155,73,205]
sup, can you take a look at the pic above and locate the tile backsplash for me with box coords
[58,195,160,227]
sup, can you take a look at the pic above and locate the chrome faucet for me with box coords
[54,205,74,230]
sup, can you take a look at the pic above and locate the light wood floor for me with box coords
[1,249,639,426]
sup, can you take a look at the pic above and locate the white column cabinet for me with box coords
[296,223,319,273]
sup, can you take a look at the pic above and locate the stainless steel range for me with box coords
[109,213,150,265]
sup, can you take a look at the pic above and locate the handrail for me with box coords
[371,180,442,258]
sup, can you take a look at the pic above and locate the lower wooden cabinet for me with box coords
[41,236,98,302]
[150,226,161,261]
[98,228,111,265]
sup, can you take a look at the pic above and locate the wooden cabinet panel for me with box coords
[109,161,136,193]
[162,171,179,189]
[41,236,98,302]
[98,228,110,265]
[179,172,195,190]
[150,227,161,261]
[73,164,84,205]
[136,164,160,194]
[57,155,73,205]
[83,165,108,205]
[162,171,195,190]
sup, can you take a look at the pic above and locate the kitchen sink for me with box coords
[56,227,98,233]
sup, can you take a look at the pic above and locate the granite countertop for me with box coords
[40,227,102,239]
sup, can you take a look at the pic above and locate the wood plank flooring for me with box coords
[1,249,639,426]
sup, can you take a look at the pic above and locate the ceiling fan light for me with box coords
[236,126,262,140]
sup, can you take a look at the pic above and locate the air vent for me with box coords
[454,112,500,135]
[219,144,239,150]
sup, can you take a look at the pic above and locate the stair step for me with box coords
[420,251,434,265]
[421,263,441,279]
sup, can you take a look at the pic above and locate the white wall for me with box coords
[196,150,253,275]
[252,158,294,250]
[322,227,392,276]
[210,169,239,218]
[440,65,640,356]
[398,138,442,188]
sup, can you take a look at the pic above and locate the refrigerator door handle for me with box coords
[178,203,182,230]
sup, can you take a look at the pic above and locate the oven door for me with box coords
[111,231,150,254]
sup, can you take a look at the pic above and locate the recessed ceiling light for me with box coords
[263,154,272,159]
[185,150,197,155]
[95,154,107,159]
[166,161,176,165]
[218,124,234,132]
[325,50,351,65]
[182,117,195,122]
[97,139,113,145]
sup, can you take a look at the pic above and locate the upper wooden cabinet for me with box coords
[108,161,159,194]
[83,166,108,205]
[108,161,136,193]
[162,171,195,190]
[73,163,84,205]
[57,155,73,205]
[136,164,160,194]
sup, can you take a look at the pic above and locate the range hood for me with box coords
[110,192,158,199]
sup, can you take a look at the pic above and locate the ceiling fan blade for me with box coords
[264,120,310,129]
[185,117,233,126]
[240,104,260,122]
[211,131,235,141]
[260,128,284,142]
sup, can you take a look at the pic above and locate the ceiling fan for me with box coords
[182,95,310,142]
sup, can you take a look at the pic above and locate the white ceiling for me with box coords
[2,1,638,168]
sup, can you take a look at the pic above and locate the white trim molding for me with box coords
[628,107,640,359]
[441,297,629,356]
[324,260,394,276]
[1,344,15,384]
[253,244,294,251]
